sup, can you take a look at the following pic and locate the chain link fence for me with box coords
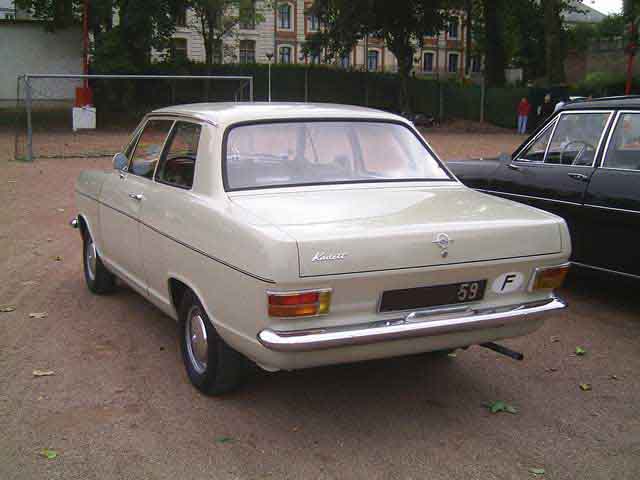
[13,74,253,161]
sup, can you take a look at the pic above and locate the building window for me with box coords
[448,53,459,73]
[308,14,320,32]
[423,52,434,72]
[367,50,379,72]
[471,55,481,73]
[340,54,350,69]
[170,38,188,59]
[239,40,256,63]
[279,46,292,64]
[447,17,459,39]
[176,5,187,27]
[240,0,256,29]
[278,3,292,30]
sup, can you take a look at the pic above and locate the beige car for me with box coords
[73,103,570,395]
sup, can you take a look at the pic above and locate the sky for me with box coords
[586,0,623,15]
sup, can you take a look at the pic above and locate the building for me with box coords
[169,1,479,78]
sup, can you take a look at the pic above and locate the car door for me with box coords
[581,111,640,277]
[490,110,614,260]
[139,120,203,313]
[99,118,174,294]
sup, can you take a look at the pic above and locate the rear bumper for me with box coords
[258,297,566,353]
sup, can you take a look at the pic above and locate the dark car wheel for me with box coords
[179,290,248,395]
[82,230,116,294]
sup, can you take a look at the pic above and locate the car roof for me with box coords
[152,102,407,126]
[559,95,640,111]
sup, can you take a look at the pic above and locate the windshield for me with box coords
[224,121,451,190]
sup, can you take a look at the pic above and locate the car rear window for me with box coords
[224,121,450,190]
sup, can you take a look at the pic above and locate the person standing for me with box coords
[537,94,554,122]
[517,97,531,134]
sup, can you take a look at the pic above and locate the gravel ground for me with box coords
[1,128,639,480]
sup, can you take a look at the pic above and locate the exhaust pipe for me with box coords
[480,342,524,361]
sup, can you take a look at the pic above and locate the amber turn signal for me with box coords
[268,289,332,317]
[531,264,570,290]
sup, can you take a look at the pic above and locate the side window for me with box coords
[544,112,611,166]
[129,119,174,179]
[517,121,555,163]
[604,113,640,171]
[155,122,202,189]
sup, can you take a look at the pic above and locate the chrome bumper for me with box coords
[258,297,566,352]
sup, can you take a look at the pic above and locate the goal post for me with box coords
[15,73,254,162]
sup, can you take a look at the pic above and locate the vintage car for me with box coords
[73,103,570,395]
[448,96,640,279]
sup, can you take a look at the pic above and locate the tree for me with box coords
[308,0,460,112]
[16,0,180,69]
[482,0,507,85]
[186,0,266,67]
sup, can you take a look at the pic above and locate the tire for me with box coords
[82,229,116,294]
[178,290,247,395]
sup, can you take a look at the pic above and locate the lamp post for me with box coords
[300,52,309,102]
[266,52,274,102]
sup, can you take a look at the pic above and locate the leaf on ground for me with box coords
[215,436,233,444]
[40,449,58,460]
[21,281,38,286]
[545,367,559,373]
[579,383,592,391]
[550,336,560,343]
[54,255,62,262]
[29,312,48,319]
[447,352,457,358]
[610,374,619,380]
[33,370,55,377]
[0,305,16,313]
[56,208,65,212]
[487,400,517,414]
[7,180,17,184]
[575,346,587,356]
[529,467,545,475]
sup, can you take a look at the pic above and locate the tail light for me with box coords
[268,289,332,318]
[531,263,570,291]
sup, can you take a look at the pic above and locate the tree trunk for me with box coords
[543,0,565,84]
[483,0,506,86]
[464,0,473,76]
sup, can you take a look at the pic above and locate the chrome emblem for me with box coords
[432,233,453,258]
[312,251,348,262]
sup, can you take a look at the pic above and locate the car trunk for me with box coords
[230,185,563,277]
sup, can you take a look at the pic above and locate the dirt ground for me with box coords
[1,128,639,480]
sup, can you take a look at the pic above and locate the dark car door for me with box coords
[489,110,614,260]
[581,111,640,277]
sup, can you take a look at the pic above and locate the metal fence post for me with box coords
[480,75,486,123]
[25,76,33,162]
[249,77,254,102]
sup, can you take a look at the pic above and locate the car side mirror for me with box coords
[113,152,128,171]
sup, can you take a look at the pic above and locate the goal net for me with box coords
[14,74,253,161]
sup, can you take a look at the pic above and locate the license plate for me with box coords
[379,280,487,313]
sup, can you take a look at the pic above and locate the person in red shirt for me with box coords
[517,97,531,134]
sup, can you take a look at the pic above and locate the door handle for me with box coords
[507,163,522,171]
[567,172,589,182]
[128,193,144,201]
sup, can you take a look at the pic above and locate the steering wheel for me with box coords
[559,140,595,166]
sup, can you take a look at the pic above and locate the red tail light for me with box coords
[268,289,332,318]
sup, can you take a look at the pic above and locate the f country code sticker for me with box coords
[491,272,524,294]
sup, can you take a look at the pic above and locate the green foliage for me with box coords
[308,0,462,111]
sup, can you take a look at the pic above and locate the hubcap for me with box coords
[85,239,97,281]
[185,306,208,374]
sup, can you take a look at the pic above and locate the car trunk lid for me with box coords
[230,185,563,277]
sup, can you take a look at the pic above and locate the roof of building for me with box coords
[559,95,640,111]
[152,102,406,126]
[564,0,607,24]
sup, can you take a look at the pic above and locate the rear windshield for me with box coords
[224,121,451,190]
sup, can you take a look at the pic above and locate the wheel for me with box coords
[82,230,115,294]
[178,290,247,395]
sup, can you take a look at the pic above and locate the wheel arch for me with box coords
[167,276,217,325]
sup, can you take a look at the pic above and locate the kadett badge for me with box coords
[312,252,348,262]
[432,233,453,258]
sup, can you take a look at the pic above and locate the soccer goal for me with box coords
[14,74,254,161]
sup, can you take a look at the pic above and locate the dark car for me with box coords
[448,96,640,279]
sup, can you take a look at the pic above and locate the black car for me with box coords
[448,96,640,279]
